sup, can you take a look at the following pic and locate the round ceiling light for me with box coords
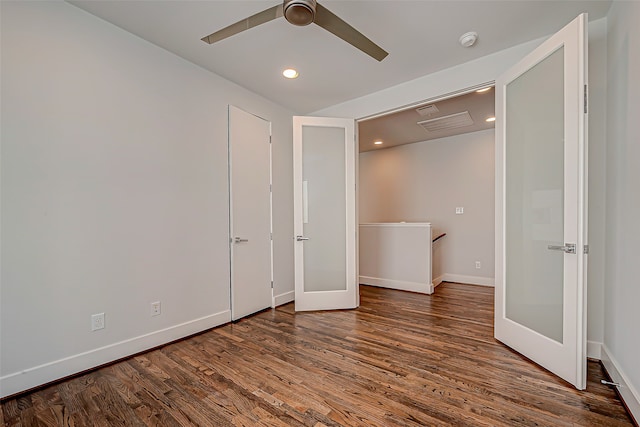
[486,117,496,122]
[476,87,492,93]
[283,68,299,79]
[374,140,383,145]
[459,31,478,48]
[284,0,317,26]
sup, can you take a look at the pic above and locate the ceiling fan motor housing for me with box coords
[284,0,317,26]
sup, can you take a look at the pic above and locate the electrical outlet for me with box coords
[91,313,105,331]
[475,261,481,269]
[456,207,464,214]
[151,301,161,317]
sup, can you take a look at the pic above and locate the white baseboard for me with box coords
[587,340,602,360]
[440,273,495,287]
[601,344,640,424]
[359,275,434,294]
[273,290,295,307]
[0,310,231,399]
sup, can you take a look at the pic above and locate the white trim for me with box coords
[359,276,434,294]
[587,341,602,360]
[601,345,640,424]
[273,290,295,307]
[440,273,495,287]
[0,310,231,399]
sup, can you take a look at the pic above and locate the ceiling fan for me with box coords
[201,0,388,62]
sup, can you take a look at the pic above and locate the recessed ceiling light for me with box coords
[282,68,299,79]
[476,87,491,93]
[374,141,383,145]
[486,117,496,122]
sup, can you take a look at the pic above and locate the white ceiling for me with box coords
[68,0,611,114]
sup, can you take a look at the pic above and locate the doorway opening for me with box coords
[356,85,496,293]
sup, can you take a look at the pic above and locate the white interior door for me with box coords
[293,116,358,311]
[495,14,588,389]
[229,105,273,321]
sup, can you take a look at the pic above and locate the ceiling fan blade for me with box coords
[314,3,388,61]
[201,4,284,44]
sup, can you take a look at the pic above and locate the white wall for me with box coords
[359,130,495,284]
[0,1,294,397]
[603,0,640,418]
[586,19,608,356]
[320,18,609,357]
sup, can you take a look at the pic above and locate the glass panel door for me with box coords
[293,116,357,311]
[302,125,347,292]
[505,47,565,343]
[494,14,588,389]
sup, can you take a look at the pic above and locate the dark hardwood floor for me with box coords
[2,283,635,426]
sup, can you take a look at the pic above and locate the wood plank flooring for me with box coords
[2,283,635,426]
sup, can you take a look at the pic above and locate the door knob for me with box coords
[547,243,576,254]
[234,237,249,243]
[296,235,310,241]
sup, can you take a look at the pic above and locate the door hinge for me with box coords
[270,184,272,192]
[584,85,588,114]
[270,233,273,240]
[269,136,272,144]
[584,244,589,254]
[271,280,274,289]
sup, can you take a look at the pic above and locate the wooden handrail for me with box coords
[432,233,446,243]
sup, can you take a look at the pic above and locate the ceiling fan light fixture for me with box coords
[201,0,388,61]
[284,0,317,26]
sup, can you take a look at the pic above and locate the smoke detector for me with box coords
[459,32,478,48]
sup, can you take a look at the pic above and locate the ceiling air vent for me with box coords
[415,104,439,116]
[417,111,474,132]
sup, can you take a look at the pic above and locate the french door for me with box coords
[495,14,588,389]
[293,116,358,311]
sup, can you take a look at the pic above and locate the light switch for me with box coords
[456,207,464,214]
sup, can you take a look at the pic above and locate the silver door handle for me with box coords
[296,235,310,241]
[547,243,576,254]
[234,237,249,243]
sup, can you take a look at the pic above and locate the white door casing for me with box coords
[293,116,358,311]
[229,105,273,321]
[495,14,588,389]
